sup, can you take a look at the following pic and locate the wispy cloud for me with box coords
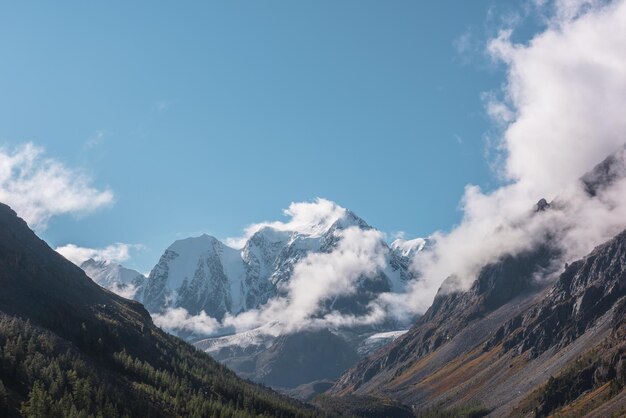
[0,143,114,230]
[152,100,169,112]
[225,198,347,249]
[154,226,390,337]
[56,242,142,266]
[84,130,106,149]
[150,0,626,337]
[453,29,483,65]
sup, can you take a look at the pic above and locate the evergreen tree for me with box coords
[0,379,7,413]
[0,313,315,418]
[21,381,52,418]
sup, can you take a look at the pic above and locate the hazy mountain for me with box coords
[80,258,146,299]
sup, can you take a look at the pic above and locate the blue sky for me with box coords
[0,1,539,271]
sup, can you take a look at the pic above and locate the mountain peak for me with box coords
[167,233,225,254]
[241,207,371,250]
[329,210,370,232]
[248,226,293,244]
[581,144,626,196]
[391,237,427,258]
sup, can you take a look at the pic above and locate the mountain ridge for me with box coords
[0,202,316,417]
[139,207,418,333]
[325,151,626,417]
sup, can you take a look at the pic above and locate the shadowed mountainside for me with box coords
[326,147,626,418]
[329,228,626,417]
[0,203,315,417]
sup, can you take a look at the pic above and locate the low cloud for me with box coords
[154,226,391,336]
[0,143,113,230]
[152,308,220,336]
[109,283,141,300]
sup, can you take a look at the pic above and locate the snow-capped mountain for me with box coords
[140,209,421,323]
[390,237,428,258]
[80,258,146,299]
[138,234,269,319]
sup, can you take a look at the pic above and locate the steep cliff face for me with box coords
[330,230,626,417]
[487,229,626,358]
[140,235,247,318]
[331,243,557,395]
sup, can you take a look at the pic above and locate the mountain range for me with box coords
[136,210,416,321]
[0,203,316,417]
[65,149,626,416]
[323,228,625,416]
[73,206,421,396]
[320,151,626,417]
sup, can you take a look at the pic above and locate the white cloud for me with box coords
[0,143,114,230]
[226,198,347,248]
[154,226,391,337]
[223,226,389,334]
[152,1,626,335]
[109,283,140,300]
[453,30,476,65]
[384,0,626,316]
[534,0,606,24]
[56,243,139,266]
[152,308,220,336]
[488,2,626,193]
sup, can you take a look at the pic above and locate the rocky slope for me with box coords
[195,325,409,396]
[326,146,626,418]
[329,224,625,417]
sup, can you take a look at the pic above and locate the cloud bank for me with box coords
[386,0,626,315]
[154,222,391,336]
[0,143,113,230]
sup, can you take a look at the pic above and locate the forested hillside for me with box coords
[0,203,315,418]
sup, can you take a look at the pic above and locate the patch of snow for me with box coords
[391,237,427,258]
